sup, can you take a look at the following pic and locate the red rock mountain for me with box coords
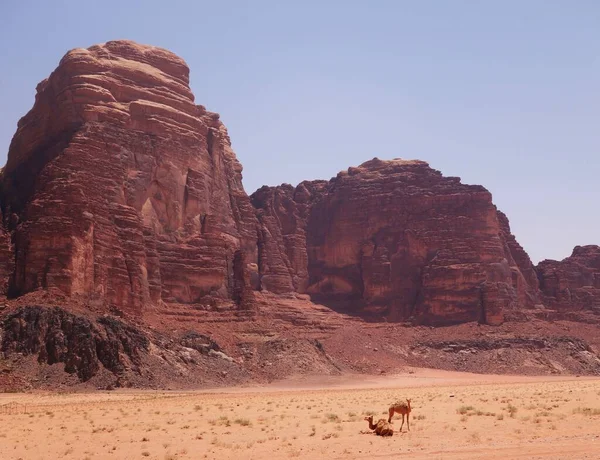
[252,159,540,325]
[1,41,258,315]
[537,245,600,315]
[0,40,597,328]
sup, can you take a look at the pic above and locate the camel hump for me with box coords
[392,399,409,408]
[376,420,394,436]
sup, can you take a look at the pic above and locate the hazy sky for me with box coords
[1,1,598,263]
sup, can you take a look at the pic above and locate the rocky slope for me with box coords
[0,40,599,387]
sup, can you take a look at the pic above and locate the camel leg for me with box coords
[407,413,410,431]
[399,414,405,432]
[388,407,394,423]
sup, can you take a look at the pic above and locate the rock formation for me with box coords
[1,306,149,380]
[253,158,539,325]
[537,245,600,314]
[252,180,328,294]
[0,39,596,331]
[1,40,600,387]
[0,40,258,314]
[496,211,540,307]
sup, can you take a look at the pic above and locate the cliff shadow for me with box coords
[307,293,407,323]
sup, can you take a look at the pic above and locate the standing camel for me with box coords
[388,398,411,432]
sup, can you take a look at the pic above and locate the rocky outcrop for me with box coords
[1,40,258,314]
[253,158,540,325]
[537,245,600,314]
[1,306,149,380]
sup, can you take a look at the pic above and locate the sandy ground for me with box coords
[1,369,600,459]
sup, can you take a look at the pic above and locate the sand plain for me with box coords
[1,369,600,459]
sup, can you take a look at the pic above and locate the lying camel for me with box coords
[364,415,394,437]
[388,398,411,431]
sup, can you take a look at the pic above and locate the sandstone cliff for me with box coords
[253,158,540,325]
[0,39,596,330]
[0,40,258,314]
[537,245,600,315]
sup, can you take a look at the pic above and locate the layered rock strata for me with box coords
[537,245,600,314]
[253,158,540,325]
[0,40,258,314]
[0,40,596,329]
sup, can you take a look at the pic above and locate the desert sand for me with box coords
[1,369,600,459]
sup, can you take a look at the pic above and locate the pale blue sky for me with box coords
[1,1,598,263]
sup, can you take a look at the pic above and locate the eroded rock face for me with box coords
[1,39,596,329]
[252,181,328,294]
[0,213,13,297]
[537,246,600,314]
[496,210,540,308]
[253,158,540,325]
[1,306,149,380]
[1,40,257,313]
